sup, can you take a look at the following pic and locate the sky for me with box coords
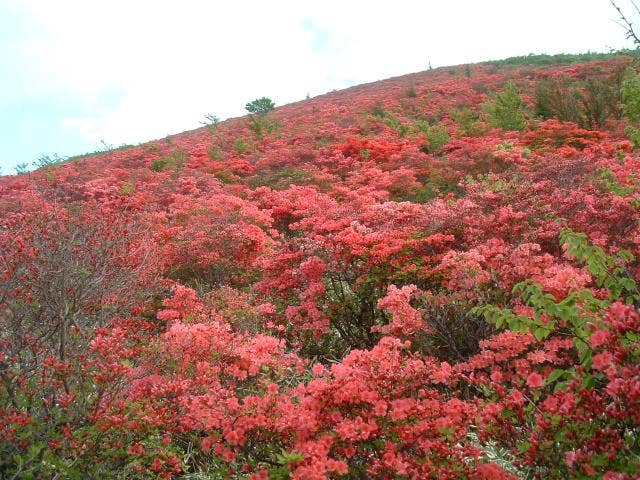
[0,0,636,174]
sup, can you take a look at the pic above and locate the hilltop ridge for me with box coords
[8,50,635,174]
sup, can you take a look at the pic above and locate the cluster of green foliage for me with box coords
[207,144,223,160]
[200,113,220,137]
[535,77,582,123]
[371,101,386,118]
[594,167,634,196]
[486,51,636,68]
[246,97,275,115]
[14,154,68,174]
[415,120,450,153]
[482,80,527,131]
[119,181,136,196]
[405,172,465,204]
[383,112,411,137]
[150,150,187,173]
[233,138,249,154]
[621,67,640,147]
[535,72,622,129]
[580,75,621,128]
[560,228,638,303]
[248,168,312,189]
[249,118,280,139]
[451,107,487,137]
[245,97,279,140]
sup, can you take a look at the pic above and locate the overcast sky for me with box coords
[0,0,635,173]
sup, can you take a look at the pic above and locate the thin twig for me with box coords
[611,0,640,46]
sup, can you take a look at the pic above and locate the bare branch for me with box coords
[611,0,640,47]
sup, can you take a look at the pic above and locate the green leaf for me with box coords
[533,327,548,341]
[583,374,596,389]
[546,369,567,385]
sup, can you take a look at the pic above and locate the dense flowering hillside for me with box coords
[1,54,640,479]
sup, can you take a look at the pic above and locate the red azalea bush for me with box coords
[1,55,640,478]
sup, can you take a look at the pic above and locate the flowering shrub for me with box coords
[468,228,640,478]
[1,55,640,478]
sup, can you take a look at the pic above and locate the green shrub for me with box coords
[622,67,640,122]
[245,97,278,140]
[234,138,249,154]
[406,183,438,203]
[384,113,410,137]
[207,144,223,160]
[214,170,236,184]
[201,113,220,136]
[594,167,633,196]
[245,97,275,115]
[383,113,401,130]
[451,108,487,137]
[150,150,187,173]
[408,172,465,203]
[248,168,312,189]
[150,156,173,172]
[170,150,187,164]
[14,162,30,174]
[621,68,640,147]
[535,77,582,124]
[482,80,527,131]
[248,116,280,139]
[416,121,450,153]
[472,83,489,94]
[580,76,618,129]
[536,73,620,129]
[33,153,67,170]
[626,125,640,148]
[371,101,386,118]
[118,181,135,195]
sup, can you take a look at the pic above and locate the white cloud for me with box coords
[9,0,636,149]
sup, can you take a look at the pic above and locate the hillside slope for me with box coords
[1,54,640,479]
